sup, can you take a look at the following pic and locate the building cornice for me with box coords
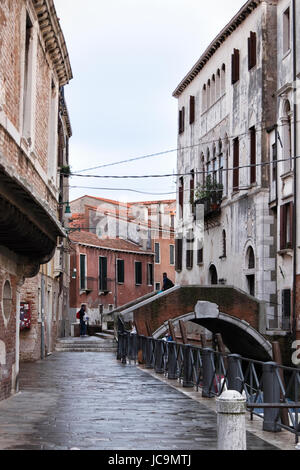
[32,0,73,86]
[172,0,260,98]
[72,240,154,257]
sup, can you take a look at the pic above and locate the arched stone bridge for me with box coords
[119,285,273,362]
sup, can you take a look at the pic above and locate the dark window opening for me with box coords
[247,246,255,269]
[155,242,160,264]
[233,137,239,192]
[248,31,257,70]
[222,230,226,258]
[247,274,255,297]
[170,245,175,265]
[280,202,293,250]
[99,256,108,291]
[179,177,184,219]
[179,107,185,134]
[282,289,291,330]
[231,49,240,84]
[189,96,195,124]
[209,265,218,285]
[175,237,183,271]
[186,249,193,270]
[135,262,142,285]
[147,263,153,286]
[197,247,203,265]
[250,127,256,184]
[117,259,124,284]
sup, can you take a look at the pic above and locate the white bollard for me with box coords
[216,390,247,450]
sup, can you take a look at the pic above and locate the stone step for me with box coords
[95,332,115,340]
[56,342,116,348]
[55,347,117,353]
[102,329,115,336]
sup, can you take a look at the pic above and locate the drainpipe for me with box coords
[114,254,118,309]
[292,0,297,341]
[41,274,45,359]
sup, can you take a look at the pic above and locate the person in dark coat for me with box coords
[79,304,87,337]
[162,273,174,291]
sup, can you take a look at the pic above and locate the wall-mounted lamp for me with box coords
[64,203,72,220]
[71,268,77,279]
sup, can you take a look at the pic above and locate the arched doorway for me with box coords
[209,265,218,285]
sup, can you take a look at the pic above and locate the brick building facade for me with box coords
[0,0,72,399]
[69,231,155,326]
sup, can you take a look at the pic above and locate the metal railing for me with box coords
[117,331,300,443]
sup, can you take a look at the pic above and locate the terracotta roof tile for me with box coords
[69,231,153,254]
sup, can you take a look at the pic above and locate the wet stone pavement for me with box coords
[0,352,278,450]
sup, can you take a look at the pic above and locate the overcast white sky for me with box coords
[54,0,245,203]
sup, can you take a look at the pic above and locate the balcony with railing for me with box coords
[195,176,223,219]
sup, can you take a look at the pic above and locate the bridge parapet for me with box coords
[118,285,271,361]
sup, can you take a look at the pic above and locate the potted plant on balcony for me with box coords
[195,176,223,214]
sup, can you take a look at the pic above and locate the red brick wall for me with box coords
[0,269,18,401]
[19,276,41,362]
[70,244,154,312]
[0,1,22,130]
[132,286,260,336]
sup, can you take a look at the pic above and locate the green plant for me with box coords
[195,175,223,203]
[60,165,71,177]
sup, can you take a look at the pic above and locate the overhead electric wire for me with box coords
[69,155,300,180]
[72,118,299,174]
[68,185,176,195]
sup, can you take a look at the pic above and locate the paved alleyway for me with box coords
[0,351,278,450]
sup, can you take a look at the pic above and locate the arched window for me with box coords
[212,145,218,183]
[206,148,211,184]
[202,84,207,112]
[221,64,226,94]
[282,100,292,173]
[216,69,221,100]
[207,79,211,108]
[200,152,205,186]
[3,280,12,320]
[247,246,255,269]
[211,74,216,104]
[222,230,226,258]
[218,139,223,187]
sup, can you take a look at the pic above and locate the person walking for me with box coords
[79,304,87,337]
[162,272,174,291]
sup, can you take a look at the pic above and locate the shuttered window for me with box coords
[248,32,257,70]
[280,202,293,250]
[147,263,153,286]
[117,259,124,284]
[99,256,108,291]
[155,242,160,264]
[231,49,240,84]
[170,245,175,265]
[250,127,256,184]
[179,177,184,219]
[197,247,203,265]
[190,170,195,214]
[80,254,86,290]
[189,96,195,124]
[186,249,193,269]
[175,237,183,271]
[135,261,142,285]
[233,137,239,192]
[179,107,185,134]
[282,289,291,330]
